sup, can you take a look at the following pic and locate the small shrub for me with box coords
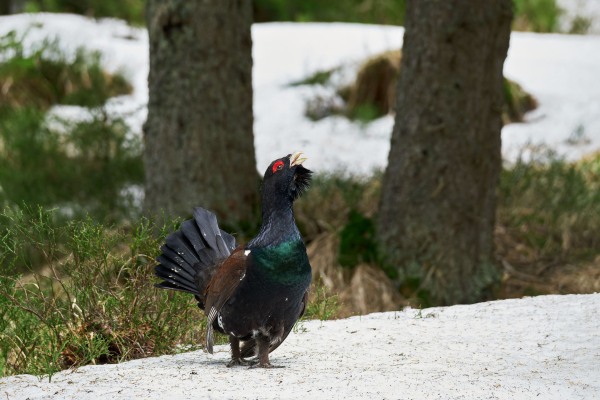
[303,277,340,321]
[0,207,203,378]
[0,30,132,111]
[0,31,139,222]
[513,0,563,33]
[338,209,377,268]
[0,109,143,221]
[253,0,407,25]
[24,0,145,25]
[568,15,592,35]
[503,79,538,124]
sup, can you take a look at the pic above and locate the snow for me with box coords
[1,294,599,399]
[502,32,600,161]
[1,13,600,174]
[1,12,600,398]
[558,0,600,34]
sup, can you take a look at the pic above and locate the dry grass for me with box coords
[300,49,537,124]
[307,232,405,318]
[299,154,600,313]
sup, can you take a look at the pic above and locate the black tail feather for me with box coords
[156,254,196,283]
[156,246,196,279]
[154,265,200,295]
[165,230,200,266]
[193,208,219,249]
[220,229,236,252]
[180,219,206,253]
[197,248,218,268]
[154,208,237,302]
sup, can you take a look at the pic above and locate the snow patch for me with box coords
[1,294,598,399]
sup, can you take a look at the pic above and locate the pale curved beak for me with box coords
[290,151,308,167]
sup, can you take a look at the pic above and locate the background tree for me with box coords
[144,0,258,223]
[377,0,513,305]
[0,0,24,14]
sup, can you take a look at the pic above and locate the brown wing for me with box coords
[204,247,248,354]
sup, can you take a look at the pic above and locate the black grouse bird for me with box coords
[154,152,312,368]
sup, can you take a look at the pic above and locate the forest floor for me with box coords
[1,293,598,399]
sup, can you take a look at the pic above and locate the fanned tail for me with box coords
[154,208,237,308]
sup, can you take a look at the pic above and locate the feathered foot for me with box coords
[248,335,285,368]
[227,336,258,367]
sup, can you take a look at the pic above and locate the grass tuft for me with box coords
[0,30,131,112]
[0,207,204,379]
[0,109,143,221]
[513,0,563,33]
[303,277,340,321]
[498,150,600,264]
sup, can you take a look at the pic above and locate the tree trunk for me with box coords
[377,0,513,305]
[0,0,11,15]
[144,0,258,223]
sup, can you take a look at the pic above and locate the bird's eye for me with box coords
[272,160,285,173]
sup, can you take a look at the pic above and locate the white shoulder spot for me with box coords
[244,249,251,256]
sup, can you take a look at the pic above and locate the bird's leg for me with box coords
[250,334,284,368]
[227,336,256,367]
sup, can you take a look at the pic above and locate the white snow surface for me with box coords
[1,294,599,399]
[1,13,600,174]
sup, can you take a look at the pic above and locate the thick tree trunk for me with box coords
[377,1,513,305]
[144,0,258,223]
[0,0,11,14]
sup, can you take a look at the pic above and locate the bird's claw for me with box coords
[248,362,285,369]
[227,358,258,368]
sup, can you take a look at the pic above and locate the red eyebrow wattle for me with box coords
[272,160,284,173]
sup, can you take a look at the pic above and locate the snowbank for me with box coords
[1,294,598,399]
[1,14,600,174]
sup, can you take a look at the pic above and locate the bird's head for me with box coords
[262,152,312,204]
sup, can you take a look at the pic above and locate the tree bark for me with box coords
[0,0,11,15]
[377,0,513,305]
[144,0,258,223]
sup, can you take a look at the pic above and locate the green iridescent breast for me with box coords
[251,239,311,285]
